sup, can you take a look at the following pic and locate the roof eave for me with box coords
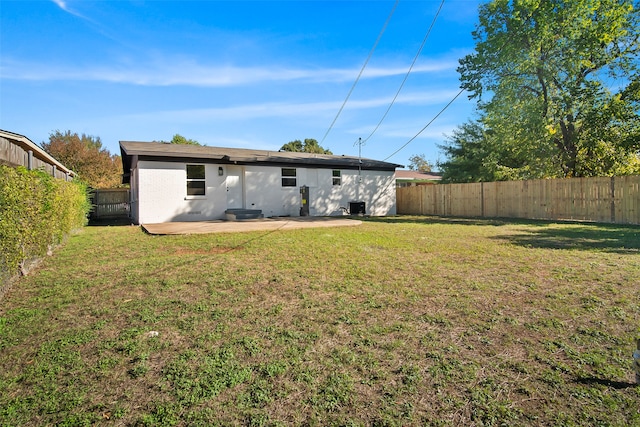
[119,141,402,171]
[0,129,76,176]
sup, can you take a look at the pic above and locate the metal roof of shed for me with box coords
[120,141,402,183]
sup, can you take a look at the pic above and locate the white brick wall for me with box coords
[131,160,396,223]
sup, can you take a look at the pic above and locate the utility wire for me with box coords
[383,87,464,161]
[363,0,445,143]
[382,36,521,163]
[319,0,400,145]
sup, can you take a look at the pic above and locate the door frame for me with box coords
[226,165,245,209]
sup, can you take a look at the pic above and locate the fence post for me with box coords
[481,182,485,218]
[610,177,616,224]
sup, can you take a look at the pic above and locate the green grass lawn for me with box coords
[1,216,639,426]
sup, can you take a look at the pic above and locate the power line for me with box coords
[363,0,445,144]
[319,0,400,145]
[383,87,465,162]
[382,35,532,163]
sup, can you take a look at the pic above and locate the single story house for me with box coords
[120,141,403,224]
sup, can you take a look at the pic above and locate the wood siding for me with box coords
[0,133,74,180]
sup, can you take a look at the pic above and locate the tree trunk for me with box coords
[557,117,578,177]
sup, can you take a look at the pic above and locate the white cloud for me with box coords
[51,0,87,20]
[51,0,67,10]
[361,61,457,78]
[123,101,338,122]
[114,88,464,128]
[1,54,458,87]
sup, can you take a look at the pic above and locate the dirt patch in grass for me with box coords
[172,246,238,255]
[1,216,639,426]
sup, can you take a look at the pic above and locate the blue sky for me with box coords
[1,0,483,169]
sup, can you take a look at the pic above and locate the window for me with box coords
[281,168,297,187]
[186,164,206,196]
[332,170,341,186]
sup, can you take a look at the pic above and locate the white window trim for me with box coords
[281,167,297,187]
[186,164,206,198]
[332,169,342,186]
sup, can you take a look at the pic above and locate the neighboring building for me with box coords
[120,141,403,224]
[0,129,75,180]
[395,170,442,187]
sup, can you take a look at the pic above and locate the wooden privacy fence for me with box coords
[396,176,640,225]
[1,130,75,181]
[90,188,130,220]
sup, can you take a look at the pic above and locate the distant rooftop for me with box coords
[395,170,442,181]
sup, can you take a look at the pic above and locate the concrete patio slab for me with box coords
[141,216,362,235]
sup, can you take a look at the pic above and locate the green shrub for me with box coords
[0,166,90,280]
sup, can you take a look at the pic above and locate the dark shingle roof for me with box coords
[120,141,402,183]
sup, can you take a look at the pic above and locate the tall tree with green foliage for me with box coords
[41,130,123,188]
[444,0,640,181]
[280,138,332,154]
[438,119,498,182]
[407,154,433,173]
[169,134,201,145]
[154,134,201,145]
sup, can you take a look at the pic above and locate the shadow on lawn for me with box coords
[367,216,640,254]
[365,215,510,227]
[577,376,638,389]
[87,217,135,227]
[493,223,640,253]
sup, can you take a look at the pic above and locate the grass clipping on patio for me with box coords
[1,216,639,426]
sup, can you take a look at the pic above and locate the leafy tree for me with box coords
[438,120,499,182]
[169,134,201,145]
[280,138,332,154]
[448,0,640,181]
[41,130,123,188]
[407,154,433,173]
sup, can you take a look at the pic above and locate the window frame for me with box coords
[281,167,297,187]
[186,164,206,197]
[332,169,341,186]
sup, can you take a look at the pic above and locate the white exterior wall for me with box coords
[131,160,396,223]
[135,160,227,223]
[244,166,300,217]
[338,170,397,216]
[244,167,396,217]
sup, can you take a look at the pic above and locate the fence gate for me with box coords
[91,188,130,220]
